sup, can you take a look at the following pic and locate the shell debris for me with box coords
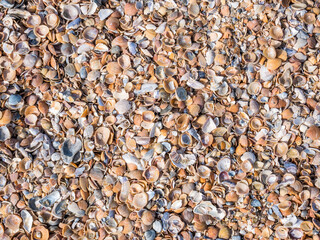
[0,0,319,239]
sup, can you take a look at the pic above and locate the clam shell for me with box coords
[247,82,262,95]
[107,61,122,74]
[34,25,49,38]
[117,54,131,69]
[62,5,79,20]
[94,127,111,147]
[83,27,98,41]
[143,166,160,183]
[61,137,82,164]
[267,58,282,71]
[263,46,277,59]
[270,25,283,40]
[0,126,10,141]
[303,12,316,25]
[132,192,148,209]
[274,142,288,157]
[197,165,211,179]
[25,14,41,28]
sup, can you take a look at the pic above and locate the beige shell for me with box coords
[117,54,131,69]
[274,142,288,157]
[31,226,49,240]
[46,13,59,29]
[197,165,211,179]
[267,58,282,71]
[143,166,160,183]
[142,111,155,122]
[106,62,122,74]
[263,46,277,59]
[132,192,148,209]
[25,15,41,28]
[269,25,283,40]
[303,12,316,24]
[83,27,98,41]
[0,110,12,126]
[235,180,249,195]
[164,77,178,94]
[175,114,190,131]
[34,25,49,38]
[247,82,262,95]
[25,114,38,126]
[94,127,111,147]
[4,214,22,233]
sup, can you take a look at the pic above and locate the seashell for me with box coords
[31,226,49,240]
[21,210,33,233]
[306,125,320,140]
[117,54,131,69]
[278,200,292,216]
[45,13,59,28]
[275,226,288,239]
[177,35,192,49]
[179,132,192,147]
[25,114,38,126]
[289,229,303,239]
[197,165,211,179]
[154,55,171,67]
[61,137,82,164]
[217,157,231,172]
[201,133,213,147]
[115,99,131,114]
[292,75,306,87]
[23,54,37,69]
[98,9,113,20]
[247,82,262,95]
[143,166,160,183]
[235,180,249,195]
[168,215,185,234]
[218,227,232,239]
[83,27,98,41]
[94,127,111,147]
[241,160,253,172]
[266,58,282,71]
[4,214,22,233]
[270,26,283,40]
[7,94,24,109]
[0,0,14,8]
[300,221,313,232]
[142,111,155,122]
[124,3,138,16]
[39,191,60,207]
[274,142,288,157]
[34,25,49,38]
[62,5,79,20]
[276,49,287,61]
[61,43,74,56]
[263,46,277,59]
[303,12,316,25]
[278,70,292,88]
[164,77,178,94]
[175,87,188,101]
[0,126,10,141]
[142,211,155,226]
[242,52,257,63]
[132,192,148,209]
[176,114,190,131]
[25,15,41,28]
[105,17,120,31]
[249,117,263,131]
[107,61,122,74]
[188,3,200,18]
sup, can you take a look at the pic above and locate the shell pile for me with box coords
[1,0,320,239]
